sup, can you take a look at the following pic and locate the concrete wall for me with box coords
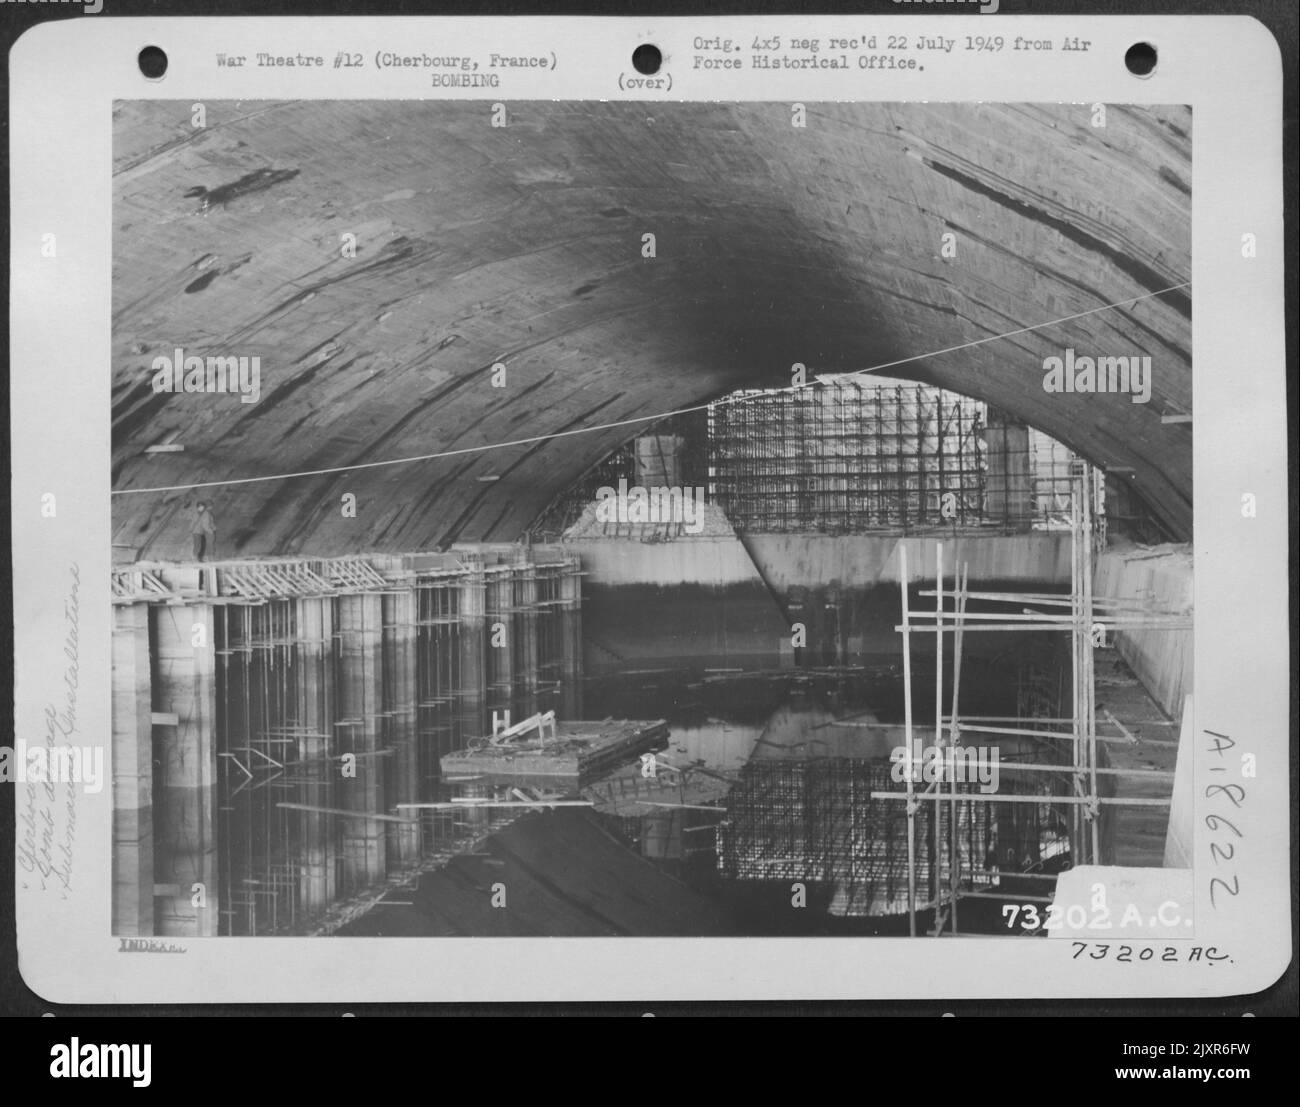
[1092,542,1193,722]
[566,532,1073,591]
[565,528,785,670]
[1164,695,1195,868]
[744,533,1073,591]
[566,530,1075,672]
[563,535,763,588]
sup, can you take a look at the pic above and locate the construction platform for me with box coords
[441,715,669,786]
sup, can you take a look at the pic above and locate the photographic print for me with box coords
[108,97,1194,941]
[8,13,1288,1003]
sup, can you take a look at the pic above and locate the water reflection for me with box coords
[568,656,1071,934]
[116,563,1065,937]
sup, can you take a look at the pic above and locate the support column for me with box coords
[515,551,539,717]
[634,434,684,489]
[461,779,492,833]
[151,602,219,937]
[487,569,515,721]
[112,604,154,935]
[984,412,1033,531]
[457,566,487,743]
[337,593,386,889]
[295,597,335,913]
[560,554,583,719]
[384,589,422,866]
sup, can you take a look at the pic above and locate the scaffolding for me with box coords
[706,380,1079,535]
[712,462,1187,930]
[527,379,1171,542]
[715,750,1068,916]
[878,461,1190,934]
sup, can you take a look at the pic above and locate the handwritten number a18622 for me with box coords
[1203,730,1243,910]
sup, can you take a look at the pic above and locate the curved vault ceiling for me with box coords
[111,100,1191,557]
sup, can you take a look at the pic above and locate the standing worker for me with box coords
[191,501,216,561]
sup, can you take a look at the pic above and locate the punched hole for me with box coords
[632,44,662,75]
[138,45,169,80]
[1124,42,1157,77]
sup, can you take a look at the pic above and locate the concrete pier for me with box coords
[111,549,582,935]
[384,589,422,866]
[111,604,154,935]
[515,552,540,717]
[559,553,584,719]
[295,597,336,914]
[983,417,1034,529]
[337,594,387,888]
[485,566,516,722]
[457,565,487,744]
[150,599,218,937]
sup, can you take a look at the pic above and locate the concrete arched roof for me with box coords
[111,99,1191,556]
